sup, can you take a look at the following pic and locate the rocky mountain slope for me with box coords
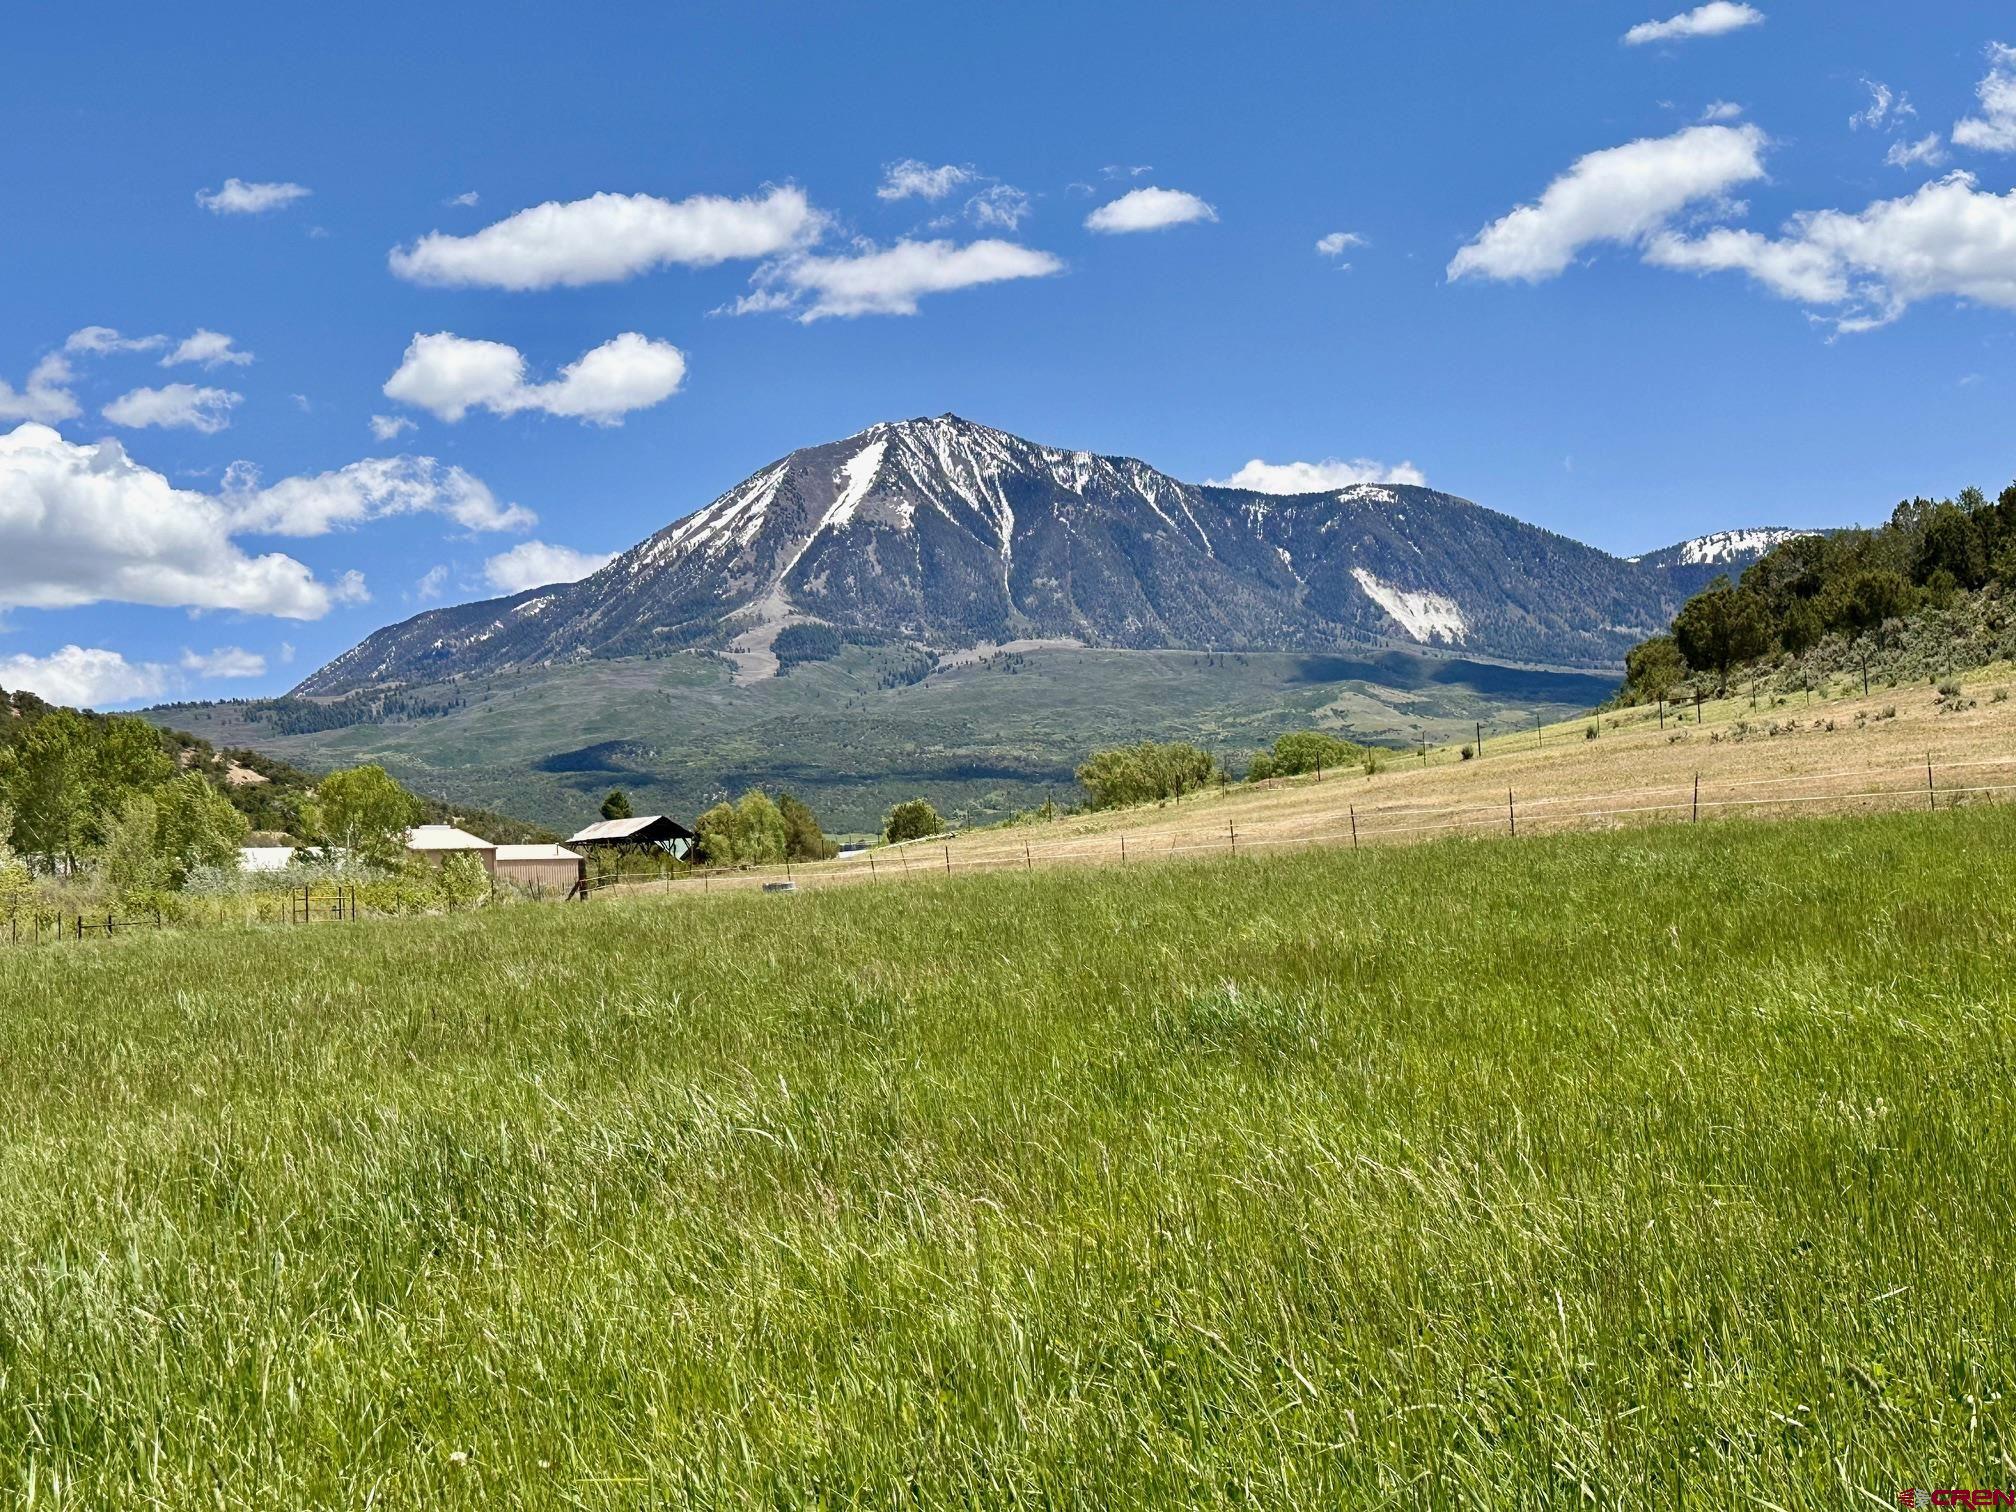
[298,415,1786,694]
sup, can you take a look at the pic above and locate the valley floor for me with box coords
[2,803,2012,1504]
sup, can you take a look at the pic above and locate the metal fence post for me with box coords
[1927,753,1936,811]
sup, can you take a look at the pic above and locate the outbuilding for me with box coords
[403,823,497,873]
[494,843,587,896]
[565,814,695,859]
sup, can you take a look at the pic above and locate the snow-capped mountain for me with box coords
[297,415,1766,694]
[1631,527,1817,596]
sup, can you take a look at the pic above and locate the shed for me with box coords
[239,845,297,873]
[494,843,586,895]
[403,823,497,873]
[565,814,695,859]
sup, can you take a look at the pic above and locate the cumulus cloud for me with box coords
[369,414,416,441]
[0,354,80,424]
[221,452,534,537]
[1622,2,1764,46]
[1644,171,2016,331]
[382,331,686,424]
[101,383,242,434]
[196,178,311,214]
[483,540,617,592]
[1209,457,1427,493]
[967,184,1032,230]
[733,239,1063,320]
[0,423,335,618]
[162,329,252,368]
[388,185,822,289]
[1084,186,1217,233]
[1316,231,1367,258]
[414,564,450,601]
[1887,134,1949,169]
[1954,43,2016,154]
[1447,124,1767,282]
[1700,100,1744,122]
[0,646,173,708]
[877,160,974,201]
[180,646,266,678]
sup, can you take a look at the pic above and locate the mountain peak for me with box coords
[292,416,1769,697]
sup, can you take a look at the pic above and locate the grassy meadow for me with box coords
[3,806,2014,1506]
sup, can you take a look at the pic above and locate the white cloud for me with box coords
[388,185,822,289]
[414,564,449,601]
[1701,100,1744,122]
[162,329,253,368]
[0,646,172,708]
[1316,231,1367,258]
[196,178,311,214]
[64,326,165,356]
[369,414,416,441]
[1622,3,1764,46]
[446,190,480,207]
[877,160,974,201]
[1084,186,1217,233]
[967,184,1032,230]
[222,452,534,537]
[1643,171,2016,331]
[0,354,80,424]
[736,239,1063,320]
[1849,79,1914,131]
[102,383,242,434]
[1209,457,1427,493]
[1887,134,1949,170]
[180,646,266,679]
[382,331,686,424]
[1954,43,2016,154]
[483,540,616,592]
[0,424,335,618]
[1447,123,1767,282]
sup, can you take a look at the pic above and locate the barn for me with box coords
[494,843,586,896]
[565,814,696,859]
[403,824,498,873]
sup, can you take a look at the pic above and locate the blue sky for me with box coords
[4,0,2015,707]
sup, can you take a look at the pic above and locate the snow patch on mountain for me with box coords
[1350,567,1467,644]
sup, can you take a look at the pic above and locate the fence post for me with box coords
[1692,773,1700,823]
[1024,841,1032,871]
[1349,805,1358,850]
[1507,789,1516,837]
[1228,819,1236,855]
[1120,835,1126,862]
[1657,699,1665,731]
[869,851,877,877]
[1927,752,1936,812]
[1475,721,1484,759]
[943,845,951,875]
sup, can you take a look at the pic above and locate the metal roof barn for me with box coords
[494,843,586,896]
[565,814,695,858]
[403,824,498,872]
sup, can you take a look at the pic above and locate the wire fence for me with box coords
[595,751,2016,900]
[7,752,2012,946]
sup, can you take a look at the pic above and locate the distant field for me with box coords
[632,662,2016,895]
[146,644,1618,832]
[3,807,2012,1504]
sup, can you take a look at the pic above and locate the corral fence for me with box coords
[290,884,359,923]
[598,751,2016,900]
[8,909,167,944]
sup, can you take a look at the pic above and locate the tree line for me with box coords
[1620,483,2016,702]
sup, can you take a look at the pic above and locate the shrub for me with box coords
[1585,724,1599,741]
[1459,745,1475,762]
[1076,741,1218,810]
[883,799,944,844]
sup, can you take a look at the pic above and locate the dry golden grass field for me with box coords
[627,662,2016,897]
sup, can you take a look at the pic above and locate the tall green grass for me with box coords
[1,809,2011,1506]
